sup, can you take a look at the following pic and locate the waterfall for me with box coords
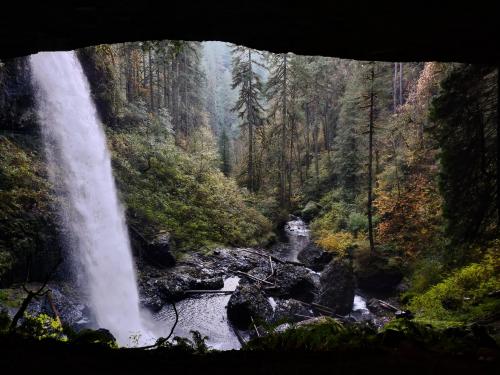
[29,51,146,345]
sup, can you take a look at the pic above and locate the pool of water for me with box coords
[153,276,242,350]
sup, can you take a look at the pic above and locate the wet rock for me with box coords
[227,284,273,329]
[366,298,386,315]
[355,254,403,293]
[274,263,319,302]
[72,328,117,346]
[297,242,333,272]
[317,258,355,315]
[301,201,321,222]
[272,299,315,323]
[218,248,265,272]
[25,284,88,328]
[146,231,176,267]
[395,310,414,319]
[139,279,165,311]
[138,257,224,307]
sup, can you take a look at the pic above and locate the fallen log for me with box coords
[46,290,62,326]
[235,270,274,286]
[237,248,304,267]
[184,290,234,294]
[290,298,346,320]
[294,313,315,320]
[375,298,399,312]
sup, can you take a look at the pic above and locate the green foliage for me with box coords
[407,247,500,324]
[19,313,66,341]
[157,330,210,354]
[109,120,272,252]
[0,136,58,282]
[244,318,378,351]
[347,211,368,234]
[430,64,498,247]
[406,257,445,296]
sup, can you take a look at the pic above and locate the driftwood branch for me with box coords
[250,316,260,337]
[9,258,62,332]
[165,301,178,341]
[138,301,179,350]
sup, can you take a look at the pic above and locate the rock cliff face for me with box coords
[0,58,36,133]
[0,57,62,286]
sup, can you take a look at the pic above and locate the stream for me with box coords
[153,217,370,350]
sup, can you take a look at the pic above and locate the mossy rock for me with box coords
[301,201,321,222]
[71,328,117,348]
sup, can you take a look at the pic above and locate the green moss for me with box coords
[407,247,500,324]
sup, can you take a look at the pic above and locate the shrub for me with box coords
[315,231,355,257]
[347,212,368,234]
[19,313,66,341]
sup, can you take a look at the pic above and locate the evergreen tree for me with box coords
[231,46,265,192]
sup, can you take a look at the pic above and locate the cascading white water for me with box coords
[30,51,146,345]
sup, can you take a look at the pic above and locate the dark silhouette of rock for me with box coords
[317,258,355,315]
[227,284,273,329]
[146,232,176,267]
[300,201,321,222]
[297,242,333,272]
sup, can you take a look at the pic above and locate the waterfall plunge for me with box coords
[30,51,148,345]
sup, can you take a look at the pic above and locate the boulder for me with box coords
[146,231,176,267]
[297,242,333,271]
[301,201,321,222]
[355,255,403,293]
[272,299,315,324]
[72,328,117,347]
[317,258,355,315]
[273,263,319,302]
[227,284,273,329]
[240,262,319,303]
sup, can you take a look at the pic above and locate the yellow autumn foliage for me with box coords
[315,231,355,257]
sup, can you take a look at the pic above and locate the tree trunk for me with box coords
[163,60,168,108]
[313,119,319,188]
[156,59,161,112]
[368,64,376,254]
[142,48,147,87]
[399,62,403,105]
[280,54,288,207]
[393,62,397,112]
[497,66,500,228]
[304,104,311,180]
[247,49,255,191]
[148,46,154,112]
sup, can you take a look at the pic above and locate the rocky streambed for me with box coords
[2,217,397,349]
[136,217,396,349]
